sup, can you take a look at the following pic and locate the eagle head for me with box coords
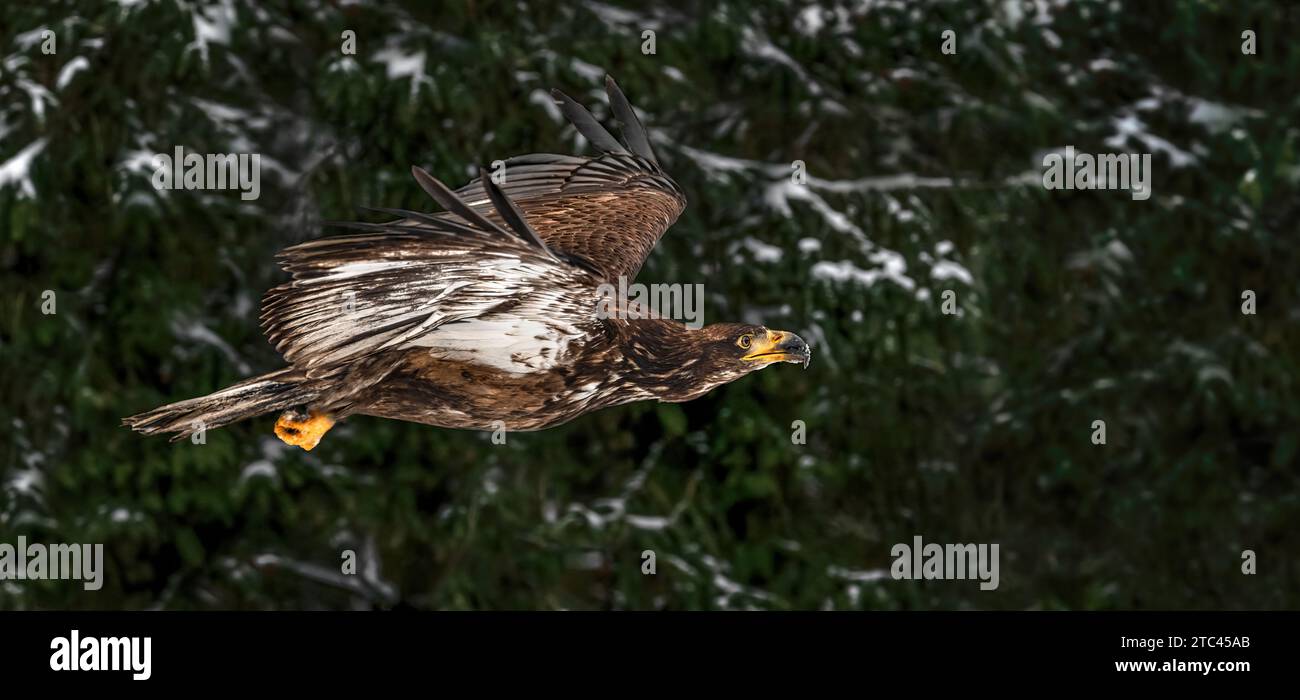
[638,323,811,402]
[708,323,812,371]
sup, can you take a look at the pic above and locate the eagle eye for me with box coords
[737,334,753,350]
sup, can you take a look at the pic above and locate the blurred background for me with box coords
[1,0,1297,610]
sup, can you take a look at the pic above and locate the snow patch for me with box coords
[56,56,90,90]
[0,139,48,198]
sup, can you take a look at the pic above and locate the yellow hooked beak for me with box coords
[741,329,812,369]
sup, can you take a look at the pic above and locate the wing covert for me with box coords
[452,77,687,283]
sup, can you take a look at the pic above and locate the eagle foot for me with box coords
[274,409,335,451]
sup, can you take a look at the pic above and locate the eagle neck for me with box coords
[613,320,710,401]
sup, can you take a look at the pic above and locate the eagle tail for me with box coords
[122,368,316,442]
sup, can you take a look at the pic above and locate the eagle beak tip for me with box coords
[781,332,811,369]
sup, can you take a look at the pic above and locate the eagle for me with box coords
[124,77,811,451]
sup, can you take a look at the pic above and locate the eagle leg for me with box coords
[273,407,335,451]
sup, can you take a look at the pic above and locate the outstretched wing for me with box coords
[260,169,602,378]
[451,76,687,283]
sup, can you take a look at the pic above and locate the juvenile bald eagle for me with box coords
[124,77,810,450]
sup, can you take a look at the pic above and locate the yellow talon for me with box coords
[274,410,335,451]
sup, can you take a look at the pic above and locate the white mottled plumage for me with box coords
[260,233,600,378]
[415,317,582,372]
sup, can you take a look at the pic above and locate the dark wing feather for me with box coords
[550,88,628,155]
[410,166,559,262]
[604,75,658,165]
[477,166,554,255]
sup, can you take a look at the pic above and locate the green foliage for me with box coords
[1,0,1296,609]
